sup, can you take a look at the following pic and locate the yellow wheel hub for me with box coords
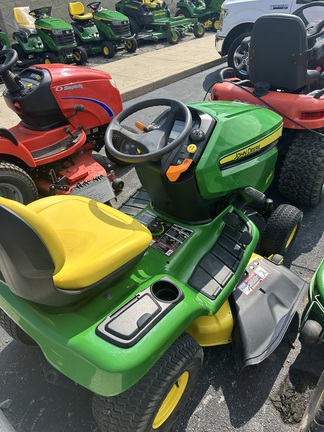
[152,371,189,429]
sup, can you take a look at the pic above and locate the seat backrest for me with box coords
[13,7,35,29]
[0,198,66,306]
[249,14,310,91]
[68,1,85,16]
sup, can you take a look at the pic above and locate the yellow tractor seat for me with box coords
[142,0,165,9]
[68,2,94,21]
[13,7,36,30]
[0,196,152,306]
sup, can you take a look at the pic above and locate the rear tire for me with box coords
[227,32,251,80]
[259,204,303,257]
[129,17,141,35]
[0,309,36,346]
[11,43,28,60]
[279,130,324,206]
[0,161,38,204]
[175,8,190,18]
[92,333,203,432]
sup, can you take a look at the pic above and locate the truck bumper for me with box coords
[215,34,225,56]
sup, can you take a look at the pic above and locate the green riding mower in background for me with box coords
[10,6,87,65]
[68,1,137,59]
[175,0,222,32]
[116,0,205,44]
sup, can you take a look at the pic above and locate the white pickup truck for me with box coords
[216,0,324,78]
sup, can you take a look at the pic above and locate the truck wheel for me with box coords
[101,41,116,59]
[175,8,190,18]
[167,30,180,45]
[11,43,28,60]
[228,32,251,80]
[42,52,58,64]
[73,46,88,65]
[125,38,138,53]
[278,130,324,206]
[0,162,38,204]
[259,204,303,257]
[92,333,203,432]
[0,309,36,346]
[193,23,205,38]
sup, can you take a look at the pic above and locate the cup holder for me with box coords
[151,279,182,303]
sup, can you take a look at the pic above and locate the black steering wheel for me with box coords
[293,2,324,40]
[87,2,101,11]
[0,49,18,76]
[105,98,192,164]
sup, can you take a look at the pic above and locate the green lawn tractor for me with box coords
[116,0,205,44]
[175,0,223,32]
[11,6,88,65]
[298,259,323,432]
[0,28,11,50]
[0,97,309,432]
[68,1,137,59]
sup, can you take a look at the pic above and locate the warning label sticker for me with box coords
[237,266,269,296]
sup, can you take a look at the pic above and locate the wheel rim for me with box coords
[152,371,189,429]
[74,52,81,61]
[285,224,298,250]
[44,58,51,64]
[103,46,109,56]
[233,45,249,76]
[171,33,178,43]
[0,183,24,202]
[126,41,132,49]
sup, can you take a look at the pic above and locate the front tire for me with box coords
[259,204,303,257]
[42,52,58,64]
[92,333,203,432]
[193,23,205,38]
[101,41,116,59]
[278,130,324,206]
[227,32,251,80]
[125,38,138,53]
[0,309,36,346]
[167,30,180,45]
[73,46,88,65]
[0,161,38,204]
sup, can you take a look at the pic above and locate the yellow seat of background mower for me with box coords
[1,195,152,291]
[68,2,94,21]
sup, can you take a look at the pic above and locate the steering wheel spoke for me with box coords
[105,98,192,164]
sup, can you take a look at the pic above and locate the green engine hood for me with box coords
[190,100,283,199]
[94,9,129,22]
[35,17,73,31]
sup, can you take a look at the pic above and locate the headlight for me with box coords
[219,8,228,30]
[112,20,122,26]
